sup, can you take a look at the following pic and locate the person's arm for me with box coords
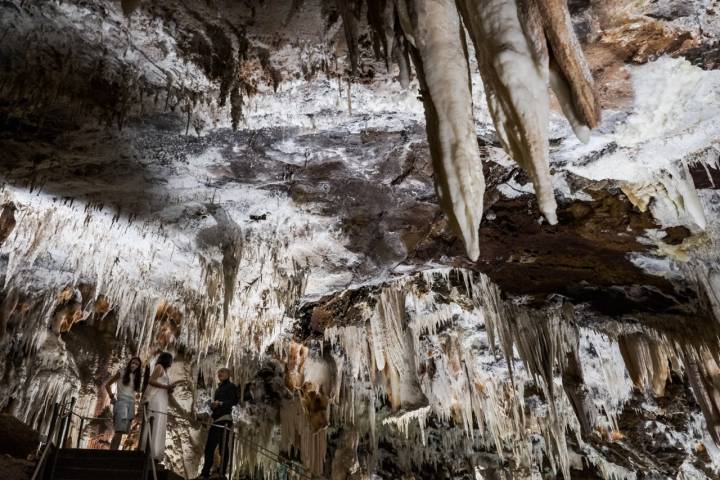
[105,372,120,403]
[211,387,220,409]
[147,365,171,390]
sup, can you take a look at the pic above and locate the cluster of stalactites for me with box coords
[317,269,597,478]
[345,0,601,260]
[617,331,720,448]
[314,269,720,477]
[0,186,310,377]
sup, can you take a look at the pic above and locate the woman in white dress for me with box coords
[105,356,142,450]
[141,352,180,462]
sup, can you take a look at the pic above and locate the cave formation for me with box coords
[2,0,720,479]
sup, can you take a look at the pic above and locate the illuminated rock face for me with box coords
[2,0,720,478]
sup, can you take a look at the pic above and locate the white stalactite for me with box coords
[457,0,557,224]
[401,0,486,260]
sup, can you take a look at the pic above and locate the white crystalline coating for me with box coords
[658,167,708,231]
[458,0,558,224]
[621,164,707,232]
[565,57,719,199]
[678,461,713,480]
[674,161,707,230]
[242,77,425,132]
[617,57,720,150]
[382,405,432,445]
[582,445,638,480]
[578,329,633,432]
[326,324,369,379]
[407,0,486,260]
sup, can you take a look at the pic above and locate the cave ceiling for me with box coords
[2,0,718,312]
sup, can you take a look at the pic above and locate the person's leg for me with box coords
[219,422,232,476]
[201,425,220,477]
[110,432,123,450]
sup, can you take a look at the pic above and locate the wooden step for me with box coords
[50,448,149,480]
[56,455,145,467]
[55,458,147,470]
[52,465,145,480]
[56,448,146,458]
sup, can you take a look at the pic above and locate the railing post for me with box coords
[76,416,85,449]
[54,412,64,446]
[139,405,146,452]
[228,429,235,480]
[45,402,59,446]
[147,411,157,480]
[59,397,76,448]
[142,450,149,480]
[148,415,154,451]
[30,442,55,480]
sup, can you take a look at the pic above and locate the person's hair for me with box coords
[141,352,173,393]
[156,352,173,369]
[122,357,142,392]
[218,367,231,377]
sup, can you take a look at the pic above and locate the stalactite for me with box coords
[221,236,241,326]
[337,0,363,77]
[394,35,412,89]
[279,396,328,475]
[534,0,600,128]
[683,349,720,445]
[0,202,17,246]
[400,0,486,261]
[617,333,670,397]
[382,405,431,444]
[561,326,598,439]
[366,0,391,65]
[456,0,557,225]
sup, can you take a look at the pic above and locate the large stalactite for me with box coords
[391,0,602,259]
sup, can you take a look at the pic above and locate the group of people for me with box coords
[104,353,239,480]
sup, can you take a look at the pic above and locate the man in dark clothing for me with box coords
[200,368,238,479]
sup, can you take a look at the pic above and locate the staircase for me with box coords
[31,399,187,480]
[46,448,148,480]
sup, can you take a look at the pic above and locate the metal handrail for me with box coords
[142,403,158,480]
[145,408,321,479]
[40,397,324,480]
[30,441,55,480]
[58,397,75,448]
[53,400,124,449]
[36,397,157,480]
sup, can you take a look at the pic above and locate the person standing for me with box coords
[200,367,238,480]
[105,357,142,450]
[141,352,181,462]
